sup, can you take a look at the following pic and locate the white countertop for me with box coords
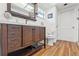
[0,22,45,27]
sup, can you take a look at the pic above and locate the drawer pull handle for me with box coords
[10,39,16,41]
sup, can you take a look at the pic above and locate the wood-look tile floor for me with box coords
[32,40,79,56]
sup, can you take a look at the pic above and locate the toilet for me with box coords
[47,32,56,46]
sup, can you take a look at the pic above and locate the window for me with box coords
[37,8,45,19]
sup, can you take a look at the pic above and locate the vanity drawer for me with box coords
[7,25,22,53]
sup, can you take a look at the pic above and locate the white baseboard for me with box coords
[57,39,77,43]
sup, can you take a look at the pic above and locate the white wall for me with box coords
[44,6,57,40]
[57,5,79,42]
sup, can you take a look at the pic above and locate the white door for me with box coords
[58,9,75,42]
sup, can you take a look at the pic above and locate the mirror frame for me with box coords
[6,3,38,21]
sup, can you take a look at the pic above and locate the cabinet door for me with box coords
[23,26,33,47]
[39,27,45,41]
[8,25,21,53]
[34,27,40,42]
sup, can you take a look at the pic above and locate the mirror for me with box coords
[7,3,38,21]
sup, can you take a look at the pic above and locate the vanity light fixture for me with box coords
[64,3,68,6]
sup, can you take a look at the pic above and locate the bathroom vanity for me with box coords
[0,23,46,56]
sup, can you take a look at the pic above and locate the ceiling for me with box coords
[56,3,79,10]
[38,3,79,11]
[38,3,56,11]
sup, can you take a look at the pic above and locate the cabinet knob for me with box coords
[10,39,16,41]
[32,28,35,30]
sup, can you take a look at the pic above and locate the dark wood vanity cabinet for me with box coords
[23,26,45,46]
[0,24,46,56]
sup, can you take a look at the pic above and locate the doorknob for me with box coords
[72,26,75,29]
[77,17,79,20]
